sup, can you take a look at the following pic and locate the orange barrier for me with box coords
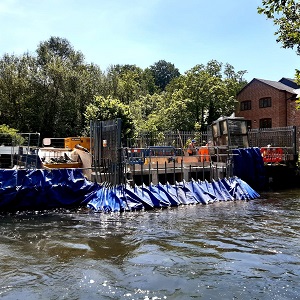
[198,146,210,162]
[260,147,283,163]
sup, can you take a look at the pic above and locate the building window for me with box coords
[246,120,252,129]
[259,97,272,108]
[259,118,272,128]
[240,100,251,111]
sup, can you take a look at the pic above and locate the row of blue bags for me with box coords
[87,177,260,212]
[0,169,260,212]
[0,169,97,211]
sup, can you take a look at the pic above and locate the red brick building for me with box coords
[236,78,300,129]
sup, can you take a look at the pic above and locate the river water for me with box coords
[0,189,300,300]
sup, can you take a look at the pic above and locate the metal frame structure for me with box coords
[90,118,123,185]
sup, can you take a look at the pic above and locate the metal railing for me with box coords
[248,126,296,155]
[126,130,212,148]
[0,133,41,169]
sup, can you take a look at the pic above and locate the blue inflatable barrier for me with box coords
[0,169,97,211]
[0,169,260,213]
[156,183,182,206]
[186,181,210,204]
[142,184,171,208]
[232,147,265,189]
[216,179,234,201]
[86,177,260,213]
[175,182,199,205]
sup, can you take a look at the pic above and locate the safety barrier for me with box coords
[232,147,265,190]
[87,177,260,212]
[0,169,97,211]
[260,147,283,163]
[0,169,260,212]
[127,148,145,165]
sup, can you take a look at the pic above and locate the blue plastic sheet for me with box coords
[185,181,210,204]
[142,184,171,208]
[87,176,260,212]
[232,147,265,189]
[156,183,182,206]
[0,169,260,213]
[0,169,97,211]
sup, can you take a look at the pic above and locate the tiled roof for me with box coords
[255,78,296,94]
[279,77,300,89]
[237,78,299,98]
[281,77,295,82]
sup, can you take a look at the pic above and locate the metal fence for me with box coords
[127,130,212,149]
[248,126,297,155]
[90,118,124,185]
[0,133,40,169]
[2,125,298,185]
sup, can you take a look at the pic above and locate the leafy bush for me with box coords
[0,124,25,146]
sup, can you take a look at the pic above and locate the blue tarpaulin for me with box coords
[0,169,97,211]
[0,169,260,213]
[232,147,265,189]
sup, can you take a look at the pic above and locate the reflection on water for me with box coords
[1,189,300,299]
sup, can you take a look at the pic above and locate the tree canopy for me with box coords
[84,95,134,140]
[0,36,247,141]
[258,0,300,82]
[148,60,181,91]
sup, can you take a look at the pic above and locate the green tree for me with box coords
[182,64,213,129]
[258,0,300,54]
[163,84,194,131]
[36,36,84,66]
[0,124,24,145]
[149,60,181,91]
[0,36,249,140]
[162,60,247,130]
[33,37,106,138]
[0,53,36,132]
[258,0,300,82]
[84,95,134,140]
[105,64,153,104]
[35,37,85,137]
[129,93,162,132]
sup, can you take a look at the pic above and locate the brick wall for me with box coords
[236,79,297,129]
[287,99,300,127]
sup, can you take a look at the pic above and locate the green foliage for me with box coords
[0,53,36,132]
[34,37,104,138]
[149,60,181,91]
[0,36,248,141]
[105,64,155,104]
[0,124,18,135]
[157,132,165,145]
[129,93,162,133]
[84,96,135,140]
[0,37,108,139]
[258,0,300,54]
[0,124,24,145]
[162,60,246,130]
[258,0,300,84]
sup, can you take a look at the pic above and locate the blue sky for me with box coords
[0,0,299,82]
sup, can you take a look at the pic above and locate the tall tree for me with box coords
[162,60,247,130]
[258,0,300,81]
[0,53,36,132]
[105,64,154,104]
[84,95,134,140]
[148,60,180,91]
[33,37,106,138]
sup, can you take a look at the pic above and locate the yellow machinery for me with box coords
[64,137,90,151]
